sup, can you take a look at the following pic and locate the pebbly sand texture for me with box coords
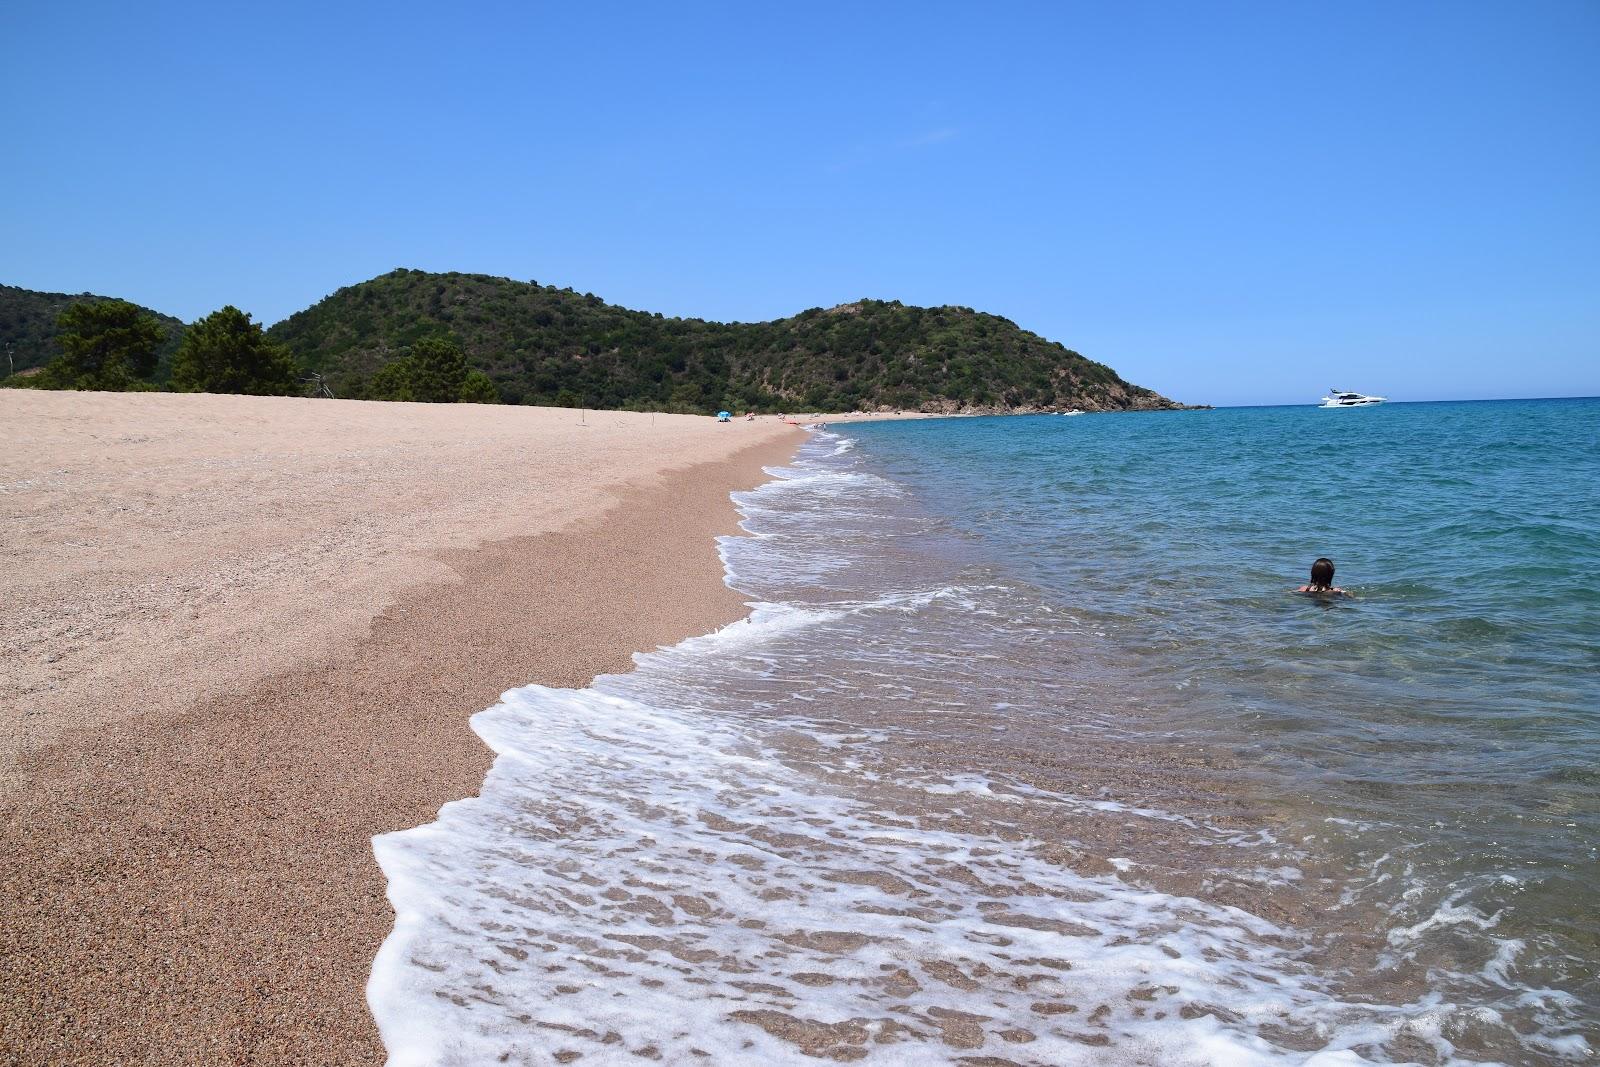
[0,390,800,1066]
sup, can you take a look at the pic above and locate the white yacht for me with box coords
[1319,389,1387,408]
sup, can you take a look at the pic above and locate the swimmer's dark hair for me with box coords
[1310,557,1335,590]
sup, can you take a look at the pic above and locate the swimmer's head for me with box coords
[1310,557,1335,589]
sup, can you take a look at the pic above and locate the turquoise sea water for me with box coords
[372,399,1597,1066]
[842,398,1600,1054]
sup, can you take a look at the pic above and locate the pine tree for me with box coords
[48,300,166,390]
[171,306,300,395]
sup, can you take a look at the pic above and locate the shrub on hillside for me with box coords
[364,336,499,404]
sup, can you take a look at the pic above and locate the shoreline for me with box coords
[0,391,799,1065]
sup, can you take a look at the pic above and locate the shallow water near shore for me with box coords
[370,399,1598,1065]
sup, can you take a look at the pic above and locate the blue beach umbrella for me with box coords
[716,410,731,421]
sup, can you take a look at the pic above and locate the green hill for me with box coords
[2,270,1187,411]
[268,269,1183,412]
[0,284,185,380]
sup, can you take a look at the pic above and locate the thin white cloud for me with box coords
[826,128,962,173]
[897,127,960,149]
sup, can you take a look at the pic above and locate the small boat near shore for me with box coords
[1319,389,1386,408]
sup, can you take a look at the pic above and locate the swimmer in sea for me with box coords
[1296,557,1350,597]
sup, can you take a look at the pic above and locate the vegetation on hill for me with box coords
[4,269,1186,412]
[0,284,183,381]
[269,270,1181,412]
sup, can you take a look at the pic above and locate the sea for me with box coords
[369,397,1599,1066]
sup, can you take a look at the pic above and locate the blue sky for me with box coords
[3,1,1596,406]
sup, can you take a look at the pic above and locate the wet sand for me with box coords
[0,390,799,1065]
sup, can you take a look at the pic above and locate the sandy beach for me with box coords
[0,391,799,1065]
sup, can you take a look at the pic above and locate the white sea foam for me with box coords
[369,674,1454,1066]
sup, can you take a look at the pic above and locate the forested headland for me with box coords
[2,270,1189,412]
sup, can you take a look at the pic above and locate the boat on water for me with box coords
[1319,389,1387,408]
[1059,409,1086,416]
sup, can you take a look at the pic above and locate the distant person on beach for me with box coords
[1296,557,1350,597]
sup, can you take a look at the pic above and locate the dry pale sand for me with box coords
[0,390,800,1065]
